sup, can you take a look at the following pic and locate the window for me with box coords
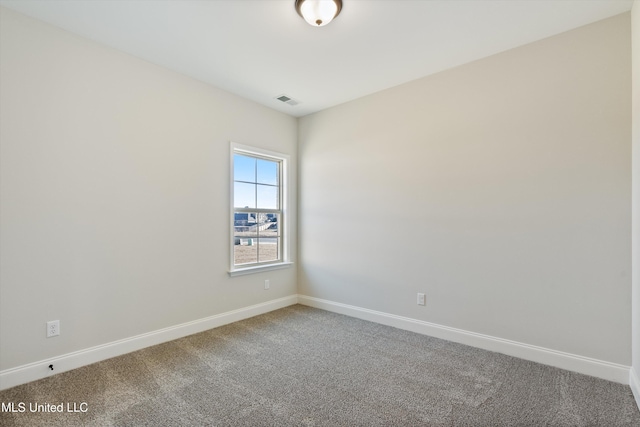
[230,143,290,275]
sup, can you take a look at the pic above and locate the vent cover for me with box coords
[275,94,300,106]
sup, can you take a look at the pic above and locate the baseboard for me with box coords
[0,295,298,391]
[631,367,640,411]
[298,295,631,384]
[2,294,631,391]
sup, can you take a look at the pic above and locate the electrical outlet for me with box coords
[47,320,60,338]
[264,279,270,290]
[417,293,426,306]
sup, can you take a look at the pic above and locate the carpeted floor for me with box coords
[1,304,639,426]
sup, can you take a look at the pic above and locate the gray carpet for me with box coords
[1,304,639,426]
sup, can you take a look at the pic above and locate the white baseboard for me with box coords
[2,294,632,392]
[0,295,298,391]
[298,295,631,385]
[631,367,640,411]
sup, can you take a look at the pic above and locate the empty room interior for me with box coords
[1,0,640,425]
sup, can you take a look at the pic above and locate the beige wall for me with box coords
[299,13,631,364]
[0,7,297,372]
[632,0,640,400]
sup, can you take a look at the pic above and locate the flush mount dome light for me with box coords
[295,0,342,27]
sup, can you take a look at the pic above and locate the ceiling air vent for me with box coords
[276,94,299,106]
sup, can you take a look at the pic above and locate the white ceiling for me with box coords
[0,0,633,117]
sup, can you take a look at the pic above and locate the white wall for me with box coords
[0,7,297,376]
[299,14,631,366]
[631,0,640,408]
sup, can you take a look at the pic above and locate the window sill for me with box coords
[228,262,294,277]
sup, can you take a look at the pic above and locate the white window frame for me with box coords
[229,142,292,276]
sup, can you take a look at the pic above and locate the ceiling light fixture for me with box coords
[295,0,342,27]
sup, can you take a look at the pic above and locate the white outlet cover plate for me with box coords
[417,293,426,306]
[47,320,60,337]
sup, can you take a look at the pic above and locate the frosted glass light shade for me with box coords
[295,0,343,27]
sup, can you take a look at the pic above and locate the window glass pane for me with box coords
[256,184,278,209]
[234,212,256,229]
[234,242,257,265]
[254,212,268,225]
[257,159,278,185]
[234,182,255,209]
[259,214,279,238]
[257,238,279,263]
[234,155,255,182]
[234,219,258,265]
